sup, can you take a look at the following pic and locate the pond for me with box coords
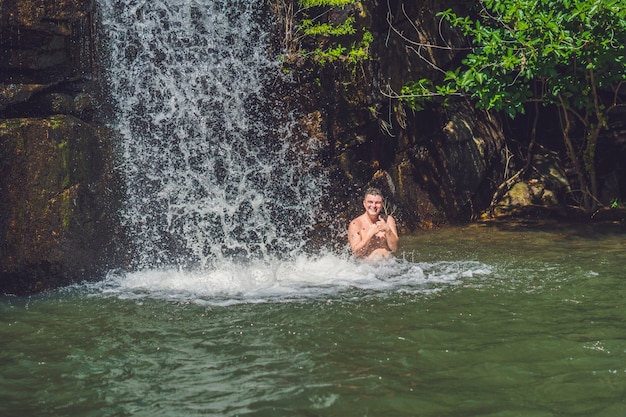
[2,223,625,416]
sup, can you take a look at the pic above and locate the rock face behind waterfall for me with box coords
[0,0,119,294]
[280,0,507,239]
[8,0,619,294]
[282,0,626,235]
[0,0,508,293]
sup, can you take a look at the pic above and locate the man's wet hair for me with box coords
[363,187,383,200]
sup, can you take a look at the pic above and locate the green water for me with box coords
[2,224,625,416]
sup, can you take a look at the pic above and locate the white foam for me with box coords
[95,0,495,301]
[86,254,492,305]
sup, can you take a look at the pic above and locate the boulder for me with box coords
[0,116,119,294]
[0,0,117,294]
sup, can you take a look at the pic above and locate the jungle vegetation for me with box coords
[273,0,372,65]
[396,0,626,212]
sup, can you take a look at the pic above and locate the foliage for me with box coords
[433,0,626,117]
[300,17,357,37]
[275,0,372,66]
[398,0,626,210]
[299,0,356,7]
[610,198,620,209]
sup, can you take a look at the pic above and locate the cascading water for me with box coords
[95,0,490,303]
[99,0,325,270]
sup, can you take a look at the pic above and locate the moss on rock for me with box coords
[0,115,118,294]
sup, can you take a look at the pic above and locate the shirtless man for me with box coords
[348,188,399,260]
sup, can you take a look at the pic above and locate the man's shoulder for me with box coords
[349,214,366,227]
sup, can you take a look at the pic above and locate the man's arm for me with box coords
[384,215,399,252]
[348,219,371,255]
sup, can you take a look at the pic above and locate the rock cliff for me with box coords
[2,0,623,293]
[0,0,509,292]
[279,0,507,244]
[0,0,119,294]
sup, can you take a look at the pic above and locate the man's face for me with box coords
[363,194,383,216]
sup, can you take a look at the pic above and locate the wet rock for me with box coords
[492,149,572,217]
[0,116,119,294]
[279,0,507,235]
[0,83,49,111]
[0,0,117,294]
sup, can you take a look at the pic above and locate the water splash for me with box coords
[86,257,492,306]
[99,0,324,269]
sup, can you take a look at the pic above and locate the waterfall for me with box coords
[99,0,325,270]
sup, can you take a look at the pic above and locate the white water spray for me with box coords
[99,0,324,269]
[95,0,493,301]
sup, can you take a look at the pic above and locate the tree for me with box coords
[398,0,626,212]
